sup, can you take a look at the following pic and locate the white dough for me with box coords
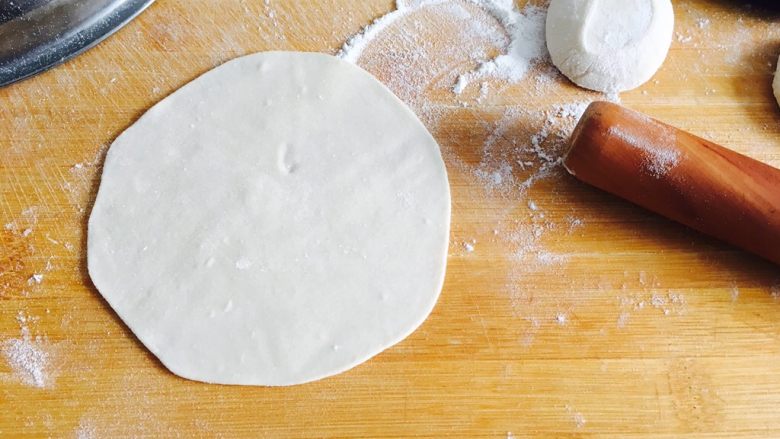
[88,52,451,386]
[546,0,674,93]
[774,55,780,108]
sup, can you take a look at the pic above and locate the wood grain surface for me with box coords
[2,0,780,437]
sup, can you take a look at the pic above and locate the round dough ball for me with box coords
[546,0,675,93]
[88,52,451,386]
[774,55,780,108]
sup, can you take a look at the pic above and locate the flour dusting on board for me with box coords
[75,418,97,439]
[338,0,549,94]
[338,0,448,64]
[564,404,587,429]
[2,312,56,388]
[4,1,780,433]
[453,1,548,93]
[335,0,707,341]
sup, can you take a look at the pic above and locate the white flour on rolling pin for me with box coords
[607,125,680,178]
[603,105,681,179]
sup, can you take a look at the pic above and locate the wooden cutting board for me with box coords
[2,0,780,437]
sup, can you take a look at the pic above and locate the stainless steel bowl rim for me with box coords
[0,0,155,87]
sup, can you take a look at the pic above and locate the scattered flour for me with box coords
[555,101,590,120]
[337,0,549,95]
[75,418,97,439]
[573,412,587,429]
[2,312,54,388]
[617,312,631,328]
[470,104,575,198]
[650,293,666,308]
[336,0,511,122]
[729,284,740,302]
[536,251,568,266]
[771,283,780,300]
[565,404,587,429]
[676,32,693,44]
[566,216,585,232]
[619,288,688,326]
[338,0,447,64]
[453,1,548,93]
[2,338,49,388]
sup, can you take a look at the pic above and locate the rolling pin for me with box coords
[564,101,780,266]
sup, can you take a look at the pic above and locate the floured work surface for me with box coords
[1,0,780,437]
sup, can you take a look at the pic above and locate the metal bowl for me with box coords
[0,0,155,87]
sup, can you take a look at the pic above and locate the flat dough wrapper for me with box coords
[88,52,451,386]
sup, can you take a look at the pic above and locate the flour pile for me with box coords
[454,1,548,92]
[2,312,54,388]
[338,0,549,94]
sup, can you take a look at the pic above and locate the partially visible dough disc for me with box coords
[774,55,780,107]
[546,0,674,93]
[88,52,451,386]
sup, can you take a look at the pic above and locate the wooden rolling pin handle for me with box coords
[564,101,780,266]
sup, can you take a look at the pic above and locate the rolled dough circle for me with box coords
[546,0,674,93]
[88,52,451,386]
